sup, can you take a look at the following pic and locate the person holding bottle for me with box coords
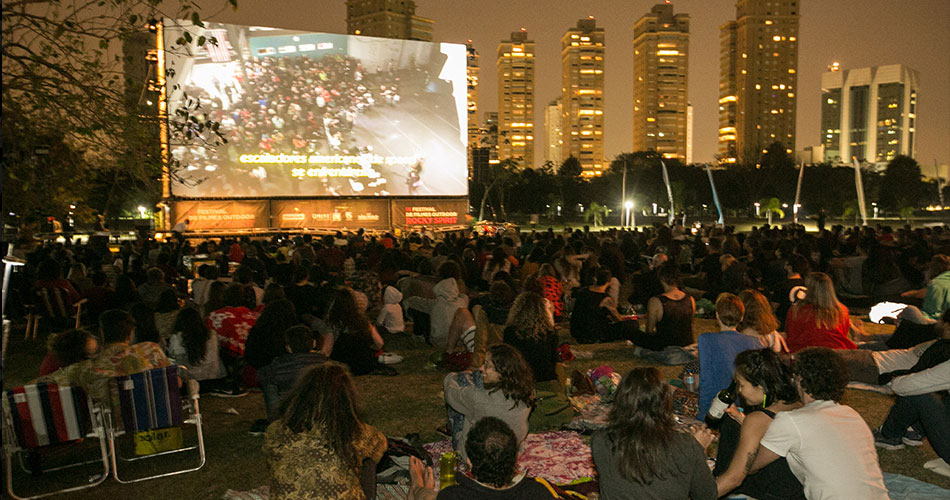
[714,349,804,500]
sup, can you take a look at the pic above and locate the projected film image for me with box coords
[164,20,468,198]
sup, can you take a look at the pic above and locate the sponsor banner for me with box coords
[271,199,390,230]
[173,201,268,230]
[391,199,469,227]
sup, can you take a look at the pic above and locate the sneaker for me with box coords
[248,419,269,436]
[872,427,905,450]
[923,458,950,478]
[209,387,248,398]
[902,427,924,447]
[378,352,404,365]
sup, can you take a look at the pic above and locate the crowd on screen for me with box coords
[11,221,950,498]
[172,53,431,197]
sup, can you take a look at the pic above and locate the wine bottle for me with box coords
[704,380,737,429]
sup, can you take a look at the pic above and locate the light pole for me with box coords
[625,201,634,229]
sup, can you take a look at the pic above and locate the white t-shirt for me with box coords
[760,400,889,500]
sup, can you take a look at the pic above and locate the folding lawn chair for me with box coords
[2,383,109,499]
[105,365,205,483]
[25,287,87,340]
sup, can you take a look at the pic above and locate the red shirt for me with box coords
[785,304,856,353]
[207,306,259,356]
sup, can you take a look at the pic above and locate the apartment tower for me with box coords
[466,42,480,176]
[497,29,536,169]
[345,0,434,41]
[633,4,689,161]
[820,64,920,164]
[561,17,606,176]
[545,99,564,167]
[718,0,800,164]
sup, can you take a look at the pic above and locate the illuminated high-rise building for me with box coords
[482,111,500,162]
[633,4,689,161]
[561,17,605,176]
[719,0,800,164]
[497,29,535,169]
[820,64,919,164]
[466,42,480,176]
[345,0,433,41]
[544,99,563,167]
[686,103,694,164]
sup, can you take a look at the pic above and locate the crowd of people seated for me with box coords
[9,220,950,498]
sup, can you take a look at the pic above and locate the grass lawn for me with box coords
[2,317,948,499]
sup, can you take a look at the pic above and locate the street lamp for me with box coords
[138,205,147,219]
[625,201,634,228]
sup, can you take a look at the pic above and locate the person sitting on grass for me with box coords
[443,344,534,464]
[738,289,789,353]
[263,362,386,500]
[714,349,804,500]
[872,315,950,478]
[630,263,695,352]
[749,347,889,499]
[784,273,857,353]
[407,417,561,500]
[253,325,328,431]
[326,288,392,376]
[503,291,561,383]
[697,293,765,419]
[571,268,638,344]
[591,366,717,500]
[167,307,226,385]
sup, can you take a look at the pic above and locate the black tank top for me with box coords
[656,294,694,347]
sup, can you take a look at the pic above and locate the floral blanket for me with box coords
[423,430,595,486]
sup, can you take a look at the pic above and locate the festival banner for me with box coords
[391,199,469,228]
[270,199,390,230]
[172,201,268,230]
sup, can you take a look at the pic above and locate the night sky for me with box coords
[202,0,949,170]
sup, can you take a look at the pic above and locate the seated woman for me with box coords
[470,281,515,368]
[571,268,637,344]
[714,349,805,500]
[738,289,789,353]
[443,344,534,464]
[591,367,717,499]
[39,329,99,376]
[326,288,390,376]
[785,273,857,353]
[631,263,695,351]
[503,291,560,383]
[697,293,764,418]
[168,307,226,384]
[263,362,386,500]
[537,263,564,321]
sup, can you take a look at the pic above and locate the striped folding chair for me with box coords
[106,365,205,483]
[2,383,109,499]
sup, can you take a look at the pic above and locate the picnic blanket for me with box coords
[883,472,950,500]
[423,430,595,486]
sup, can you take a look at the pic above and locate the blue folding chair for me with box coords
[106,365,205,483]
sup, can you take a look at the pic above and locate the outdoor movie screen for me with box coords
[163,20,468,198]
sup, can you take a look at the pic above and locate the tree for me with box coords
[477,159,516,221]
[584,202,611,228]
[2,0,232,221]
[878,155,926,214]
[759,197,785,226]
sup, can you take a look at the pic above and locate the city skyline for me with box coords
[203,0,950,169]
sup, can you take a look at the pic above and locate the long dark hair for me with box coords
[250,298,297,348]
[326,289,373,345]
[734,349,799,406]
[484,344,535,409]
[130,302,160,344]
[174,307,210,365]
[606,367,679,484]
[278,362,365,471]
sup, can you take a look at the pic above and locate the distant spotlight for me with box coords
[588,15,594,20]
[520,27,527,32]
[147,18,158,33]
[624,201,634,209]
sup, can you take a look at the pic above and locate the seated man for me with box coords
[750,347,889,499]
[872,322,950,478]
[257,325,327,423]
[407,417,560,500]
[40,309,171,404]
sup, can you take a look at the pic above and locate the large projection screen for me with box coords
[164,20,468,198]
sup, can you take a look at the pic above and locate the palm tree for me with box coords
[585,202,612,228]
[759,197,785,226]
